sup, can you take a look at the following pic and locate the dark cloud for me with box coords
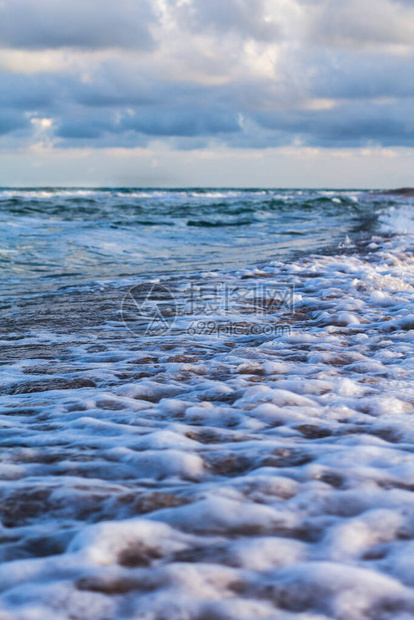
[0,110,29,136]
[1,0,414,150]
[56,115,117,140]
[0,0,156,50]
[254,99,414,147]
[2,60,414,149]
[0,73,57,109]
[123,106,240,137]
[173,0,281,42]
[55,99,240,142]
[308,52,414,100]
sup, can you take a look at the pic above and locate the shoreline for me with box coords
[2,231,414,617]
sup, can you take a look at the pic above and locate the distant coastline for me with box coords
[379,187,414,197]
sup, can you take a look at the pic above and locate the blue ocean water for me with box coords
[0,187,392,298]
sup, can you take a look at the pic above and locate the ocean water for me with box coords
[2,188,414,619]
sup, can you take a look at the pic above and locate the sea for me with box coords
[1,188,414,619]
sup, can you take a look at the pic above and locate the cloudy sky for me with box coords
[1,0,414,187]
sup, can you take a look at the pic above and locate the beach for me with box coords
[1,188,414,618]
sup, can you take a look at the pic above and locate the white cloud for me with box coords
[304,0,414,51]
[1,0,414,186]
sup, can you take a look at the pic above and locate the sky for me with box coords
[0,0,414,188]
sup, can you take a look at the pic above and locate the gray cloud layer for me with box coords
[0,0,156,49]
[0,0,413,149]
[174,0,282,42]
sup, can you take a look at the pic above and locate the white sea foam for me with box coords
[380,204,414,235]
[2,214,414,617]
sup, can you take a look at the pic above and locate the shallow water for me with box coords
[1,189,414,619]
[0,187,387,298]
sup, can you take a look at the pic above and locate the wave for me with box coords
[379,204,414,235]
[1,187,411,300]
[186,218,255,227]
[2,227,414,618]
